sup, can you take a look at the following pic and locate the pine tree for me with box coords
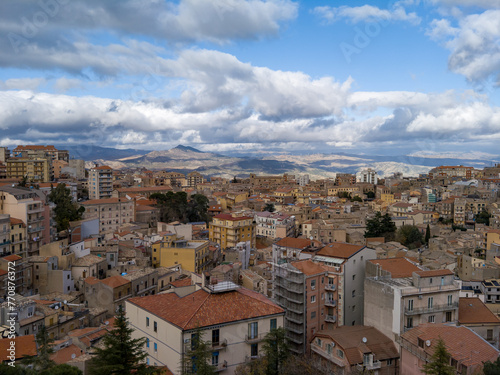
[422,338,455,375]
[425,224,431,244]
[24,325,56,371]
[261,327,289,375]
[88,306,154,375]
[181,327,216,375]
[48,183,85,232]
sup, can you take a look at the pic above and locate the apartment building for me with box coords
[85,275,132,316]
[186,171,204,187]
[0,186,46,257]
[126,281,284,374]
[88,165,113,200]
[254,211,295,239]
[271,237,322,264]
[6,157,51,182]
[358,168,378,184]
[458,297,500,349]
[273,260,339,355]
[81,197,134,233]
[209,213,256,250]
[310,326,399,375]
[12,145,69,163]
[0,254,32,295]
[0,214,10,256]
[365,259,460,344]
[313,242,376,327]
[151,234,211,274]
[9,218,26,256]
[428,165,475,179]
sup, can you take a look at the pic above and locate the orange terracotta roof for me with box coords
[0,335,37,361]
[117,186,172,192]
[82,198,127,205]
[14,145,57,151]
[459,298,500,325]
[317,242,365,259]
[401,323,499,368]
[291,259,327,276]
[2,254,22,262]
[414,269,453,277]
[169,278,192,288]
[100,275,130,288]
[51,344,84,364]
[84,276,100,285]
[128,287,284,330]
[93,166,112,170]
[274,237,321,249]
[213,213,253,221]
[10,217,25,226]
[368,258,422,278]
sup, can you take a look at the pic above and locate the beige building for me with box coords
[88,165,113,200]
[0,214,10,256]
[81,197,134,233]
[126,282,284,374]
[209,213,256,250]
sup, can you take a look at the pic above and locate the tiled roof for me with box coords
[117,186,172,192]
[414,269,453,277]
[0,335,37,361]
[459,297,500,325]
[128,287,284,330]
[10,217,25,225]
[313,326,399,365]
[169,278,192,288]
[401,323,499,368]
[213,213,253,221]
[84,276,100,285]
[14,145,57,151]
[100,275,130,288]
[73,254,106,267]
[317,242,365,259]
[93,166,112,170]
[82,198,128,205]
[274,237,320,249]
[291,259,327,276]
[1,254,22,262]
[368,258,422,278]
[51,344,84,364]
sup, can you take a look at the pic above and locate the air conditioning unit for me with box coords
[418,295,423,299]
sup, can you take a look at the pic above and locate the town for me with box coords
[0,144,500,374]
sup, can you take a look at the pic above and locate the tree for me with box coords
[396,225,424,249]
[18,175,28,187]
[151,192,209,223]
[0,363,33,375]
[23,325,56,371]
[422,338,455,375]
[88,306,153,375]
[365,212,396,241]
[187,194,210,223]
[425,224,431,244]
[181,327,216,375]
[264,203,276,213]
[261,328,289,375]
[366,191,375,199]
[475,209,491,226]
[41,364,82,375]
[48,183,85,232]
[483,356,500,375]
[351,196,362,202]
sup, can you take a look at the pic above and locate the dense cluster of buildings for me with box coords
[1,145,500,374]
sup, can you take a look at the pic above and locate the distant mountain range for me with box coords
[80,145,500,179]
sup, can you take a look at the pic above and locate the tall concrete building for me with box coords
[358,168,378,185]
[88,166,113,200]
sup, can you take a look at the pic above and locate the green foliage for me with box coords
[422,338,455,375]
[337,191,352,199]
[23,325,56,371]
[364,212,396,241]
[366,191,375,199]
[425,224,431,244]
[88,306,153,375]
[396,225,424,249]
[261,328,289,375]
[151,192,209,223]
[41,364,82,375]
[483,356,500,375]
[0,363,33,375]
[18,175,28,187]
[181,327,216,375]
[475,209,491,226]
[264,203,276,213]
[351,196,362,202]
[48,183,85,232]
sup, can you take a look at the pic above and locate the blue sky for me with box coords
[1,0,500,158]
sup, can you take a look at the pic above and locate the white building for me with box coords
[358,168,378,185]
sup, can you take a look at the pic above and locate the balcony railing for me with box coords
[214,360,228,372]
[325,315,337,323]
[245,333,265,344]
[212,338,228,350]
[311,343,344,367]
[325,284,336,291]
[404,302,458,315]
[325,299,337,307]
[357,361,382,371]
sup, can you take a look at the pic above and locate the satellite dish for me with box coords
[63,300,67,304]
[71,354,76,359]
[310,236,314,240]
[362,337,367,343]
[426,340,431,347]
[54,306,59,310]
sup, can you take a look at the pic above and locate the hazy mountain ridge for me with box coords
[88,145,500,178]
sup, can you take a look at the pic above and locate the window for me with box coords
[387,359,393,366]
[146,338,149,348]
[270,319,277,330]
[352,290,356,298]
[154,343,157,352]
[447,295,453,306]
[407,317,413,329]
[311,279,316,290]
[352,305,356,312]
[408,299,414,311]
[316,338,322,346]
[311,311,316,319]
[251,343,258,357]
[212,351,219,366]
[337,349,344,359]
[446,312,452,322]
[487,329,493,340]
[212,329,220,346]
[428,297,433,308]
[430,278,433,284]
[311,295,316,303]
[153,321,157,332]
[326,343,333,354]
[248,322,258,339]
[428,315,435,323]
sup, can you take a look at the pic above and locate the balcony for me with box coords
[325,299,337,307]
[245,333,265,344]
[357,361,382,371]
[325,315,337,323]
[325,284,336,291]
[214,360,228,372]
[311,343,344,367]
[404,302,459,316]
[28,226,44,234]
[211,338,228,351]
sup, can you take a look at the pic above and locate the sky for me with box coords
[1,0,500,158]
